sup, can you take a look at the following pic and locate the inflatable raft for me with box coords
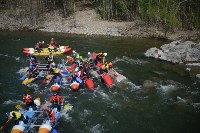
[23,46,71,56]
[11,98,41,133]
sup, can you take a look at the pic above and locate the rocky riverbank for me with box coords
[0,9,199,40]
[145,40,200,81]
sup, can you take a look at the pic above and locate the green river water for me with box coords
[0,31,199,133]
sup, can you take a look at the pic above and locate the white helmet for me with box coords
[103,53,107,56]
[88,52,91,55]
[75,68,79,72]
[72,50,76,53]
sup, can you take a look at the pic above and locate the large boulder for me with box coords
[145,40,200,64]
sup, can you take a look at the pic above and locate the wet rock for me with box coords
[142,80,158,89]
[145,40,200,64]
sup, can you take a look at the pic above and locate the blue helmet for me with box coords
[5,112,10,117]
[31,57,35,60]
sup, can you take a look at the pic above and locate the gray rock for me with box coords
[145,40,200,64]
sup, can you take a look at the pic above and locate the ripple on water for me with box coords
[112,56,148,65]
[3,100,23,105]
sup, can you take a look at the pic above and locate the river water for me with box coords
[0,31,199,133]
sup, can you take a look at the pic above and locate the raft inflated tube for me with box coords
[11,125,25,133]
[85,79,94,90]
[23,48,34,51]
[63,48,71,53]
[70,82,79,91]
[51,84,60,92]
[102,74,113,88]
[38,124,52,133]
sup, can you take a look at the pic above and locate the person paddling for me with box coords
[23,93,36,110]
[50,38,57,51]
[5,111,28,125]
[45,106,55,124]
[49,93,63,112]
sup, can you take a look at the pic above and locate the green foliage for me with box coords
[1,0,200,30]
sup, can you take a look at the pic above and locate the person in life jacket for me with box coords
[100,62,109,74]
[29,55,38,66]
[71,50,78,58]
[28,65,39,78]
[23,93,36,109]
[6,111,28,124]
[45,107,55,124]
[95,52,107,64]
[51,64,62,78]
[50,38,57,51]
[46,52,54,64]
[35,41,44,53]
[49,93,64,112]
[66,56,75,63]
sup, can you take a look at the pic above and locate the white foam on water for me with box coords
[27,83,39,88]
[112,56,148,65]
[125,81,141,91]
[94,89,111,101]
[3,100,23,105]
[177,96,186,103]
[192,103,200,109]
[0,54,20,62]
[89,124,104,133]
[16,67,28,75]
[60,104,73,121]
[157,85,178,93]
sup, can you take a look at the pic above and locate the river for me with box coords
[0,31,199,133]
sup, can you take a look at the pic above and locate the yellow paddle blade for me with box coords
[15,104,21,109]
[22,78,29,85]
[64,105,71,109]
[28,78,35,83]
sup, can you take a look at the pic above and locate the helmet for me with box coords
[88,52,90,55]
[31,57,35,60]
[51,38,54,40]
[72,50,76,53]
[108,62,112,66]
[66,56,70,59]
[52,62,55,66]
[75,68,79,72]
[42,41,45,44]
[53,93,57,96]
[103,53,107,56]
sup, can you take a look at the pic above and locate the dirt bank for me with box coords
[0,9,199,40]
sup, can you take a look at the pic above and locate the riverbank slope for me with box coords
[0,8,199,41]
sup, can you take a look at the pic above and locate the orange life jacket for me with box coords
[23,94,33,104]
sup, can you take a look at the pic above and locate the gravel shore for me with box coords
[0,9,199,40]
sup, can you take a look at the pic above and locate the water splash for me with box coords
[90,124,104,133]
[60,104,73,120]
[16,67,28,75]
[3,100,23,105]
[157,84,178,93]
[192,103,200,109]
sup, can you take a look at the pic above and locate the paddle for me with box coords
[20,74,27,80]
[0,118,11,131]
